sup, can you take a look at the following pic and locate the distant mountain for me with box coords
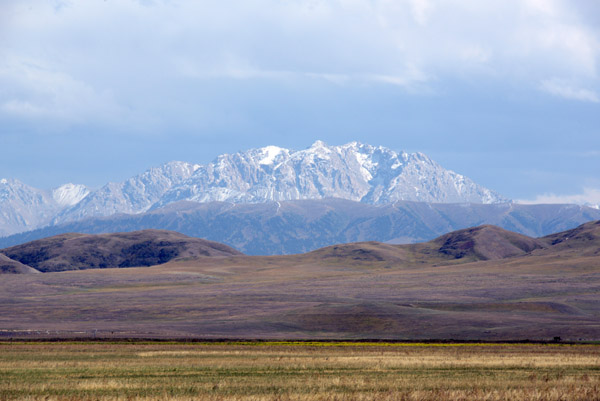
[52,161,200,225]
[0,141,507,236]
[152,141,507,207]
[2,198,599,255]
[0,179,89,236]
[1,229,241,273]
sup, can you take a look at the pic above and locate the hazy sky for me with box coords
[1,0,599,204]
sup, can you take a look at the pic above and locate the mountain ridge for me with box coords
[0,141,506,236]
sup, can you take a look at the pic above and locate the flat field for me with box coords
[2,251,600,340]
[1,342,599,400]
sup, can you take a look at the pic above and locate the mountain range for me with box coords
[1,198,599,254]
[0,141,506,237]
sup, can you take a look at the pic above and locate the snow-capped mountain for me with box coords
[0,179,89,236]
[52,184,90,207]
[53,161,200,224]
[153,141,507,207]
[0,141,508,236]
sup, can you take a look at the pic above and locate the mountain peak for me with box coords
[257,145,288,165]
[52,184,90,207]
[310,140,328,148]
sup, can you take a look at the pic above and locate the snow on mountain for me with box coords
[0,141,508,236]
[53,161,200,224]
[153,141,508,208]
[52,184,90,207]
[0,179,64,236]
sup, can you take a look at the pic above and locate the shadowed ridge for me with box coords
[1,229,243,273]
[541,219,600,256]
[426,225,548,261]
[0,253,40,274]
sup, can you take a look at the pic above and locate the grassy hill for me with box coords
[1,229,241,272]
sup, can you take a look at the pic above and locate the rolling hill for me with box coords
[1,229,241,273]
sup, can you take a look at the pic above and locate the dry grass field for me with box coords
[1,249,599,340]
[1,342,599,400]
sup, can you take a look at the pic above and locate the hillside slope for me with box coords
[540,220,600,257]
[0,253,40,274]
[1,230,242,273]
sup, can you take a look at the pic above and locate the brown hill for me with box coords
[306,241,409,266]
[423,224,548,261]
[540,219,600,256]
[0,253,40,274]
[308,224,550,267]
[1,229,242,273]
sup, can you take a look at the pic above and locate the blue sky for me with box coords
[1,0,599,204]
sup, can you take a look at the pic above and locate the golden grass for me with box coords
[1,342,599,400]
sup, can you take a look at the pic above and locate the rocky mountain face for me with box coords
[0,179,89,237]
[2,199,599,255]
[52,161,200,225]
[153,141,506,207]
[0,141,507,236]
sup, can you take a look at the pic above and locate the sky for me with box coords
[0,0,599,204]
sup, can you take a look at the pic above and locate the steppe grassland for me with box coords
[1,342,600,400]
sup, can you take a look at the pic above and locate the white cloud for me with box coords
[408,0,434,25]
[0,0,599,129]
[540,79,599,102]
[0,56,127,125]
[518,188,600,208]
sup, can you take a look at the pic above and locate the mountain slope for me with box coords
[0,179,90,237]
[53,161,200,224]
[540,220,600,257]
[1,230,242,273]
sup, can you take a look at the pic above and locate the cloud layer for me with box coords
[519,188,600,208]
[1,0,598,128]
[0,0,598,203]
